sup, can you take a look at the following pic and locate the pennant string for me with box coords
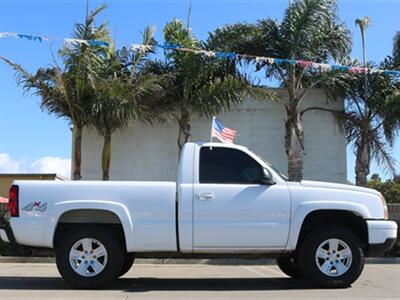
[0,30,399,76]
[156,43,400,76]
[0,32,108,47]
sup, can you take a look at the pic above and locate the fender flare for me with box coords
[286,201,371,250]
[44,200,134,251]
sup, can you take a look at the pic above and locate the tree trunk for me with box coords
[72,125,83,180]
[284,109,305,182]
[177,113,191,156]
[355,137,370,187]
[102,131,112,181]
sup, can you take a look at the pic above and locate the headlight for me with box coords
[380,195,388,220]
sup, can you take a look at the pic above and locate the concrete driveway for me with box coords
[0,263,399,299]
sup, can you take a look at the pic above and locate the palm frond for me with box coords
[129,25,157,72]
[370,134,397,176]
[391,31,400,67]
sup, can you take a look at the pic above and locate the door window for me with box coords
[199,147,263,184]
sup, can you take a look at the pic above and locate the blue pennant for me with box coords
[17,34,43,43]
[215,52,236,60]
[331,65,350,71]
[274,58,296,65]
[383,70,400,76]
[161,43,181,50]
[87,40,109,47]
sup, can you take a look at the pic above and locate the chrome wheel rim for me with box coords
[69,238,108,277]
[315,238,352,277]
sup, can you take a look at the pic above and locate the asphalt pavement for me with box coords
[0,263,399,299]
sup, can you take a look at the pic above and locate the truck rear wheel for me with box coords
[276,254,304,278]
[298,225,365,288]
[55,225,124,289]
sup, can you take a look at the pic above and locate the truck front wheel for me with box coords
[55,225,124,289]
[276,255,304,278]
[298,225,365,288]
[118,255,135,277]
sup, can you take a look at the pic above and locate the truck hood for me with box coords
[300,180,381,196]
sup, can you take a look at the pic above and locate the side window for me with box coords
[199,147,263,184]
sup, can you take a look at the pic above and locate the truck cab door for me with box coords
[193,146,291,250]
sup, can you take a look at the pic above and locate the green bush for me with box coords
[368,176,400,203]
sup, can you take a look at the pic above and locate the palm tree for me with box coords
[145,19,265,154]
[341,70,400,186]
[391,32,400,68]
[1,5,109,180]
[91,27,165,180]
[353,16,372,186]
[355,17,371,69]
[207,0,352,181]
[304,26,400,186]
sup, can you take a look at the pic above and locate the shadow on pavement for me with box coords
[119,277,317,292]
[0,276,319,291]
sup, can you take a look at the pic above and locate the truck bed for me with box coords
[10,180,177,251]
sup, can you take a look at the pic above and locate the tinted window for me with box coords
[199,147,263,184]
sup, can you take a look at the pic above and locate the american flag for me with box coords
[211,117,237,143]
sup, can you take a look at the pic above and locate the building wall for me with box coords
[0,173,65,200]
[0,174,64,215]
[80,89,347,183]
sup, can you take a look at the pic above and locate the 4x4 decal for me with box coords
[21,202,47,212]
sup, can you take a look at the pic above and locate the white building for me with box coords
[79,89,347,183]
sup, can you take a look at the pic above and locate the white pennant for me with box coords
[130,44,153,52]
[0,32,18,38]
[64,38,88,46]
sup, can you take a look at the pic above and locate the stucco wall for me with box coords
[0,174,65,199]
[80,89,347,183]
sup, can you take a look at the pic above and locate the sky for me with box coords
[0,0,400,180]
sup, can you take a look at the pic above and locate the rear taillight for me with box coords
[9,185,19,217]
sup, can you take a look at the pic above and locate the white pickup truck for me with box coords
[0,142,397,289]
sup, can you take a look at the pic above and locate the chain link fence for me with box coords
[388,204,400,222]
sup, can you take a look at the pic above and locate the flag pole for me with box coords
[210,116,215,145]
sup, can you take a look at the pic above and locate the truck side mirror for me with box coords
[260,168,276,185]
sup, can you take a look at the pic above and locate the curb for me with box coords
[0,256,55,263]
[0,256,399,264]
[365,257,400,264]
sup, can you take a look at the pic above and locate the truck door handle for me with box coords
[197,192,215,201]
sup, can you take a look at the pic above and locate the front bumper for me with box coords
[0,227,15,244]
[368,238,397,257]
[366,220,398,257]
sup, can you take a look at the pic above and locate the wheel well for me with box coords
[296,210,368,250]
[58,209,122,224]
[53,209,126,250]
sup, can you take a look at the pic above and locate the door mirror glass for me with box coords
[260,168,276,185]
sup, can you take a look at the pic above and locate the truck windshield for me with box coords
[253,152,289,181]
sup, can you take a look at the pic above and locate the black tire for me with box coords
[298,225,365,288]
[276,254,304,278]
[55,225,125,289]
[118,255,135,277]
